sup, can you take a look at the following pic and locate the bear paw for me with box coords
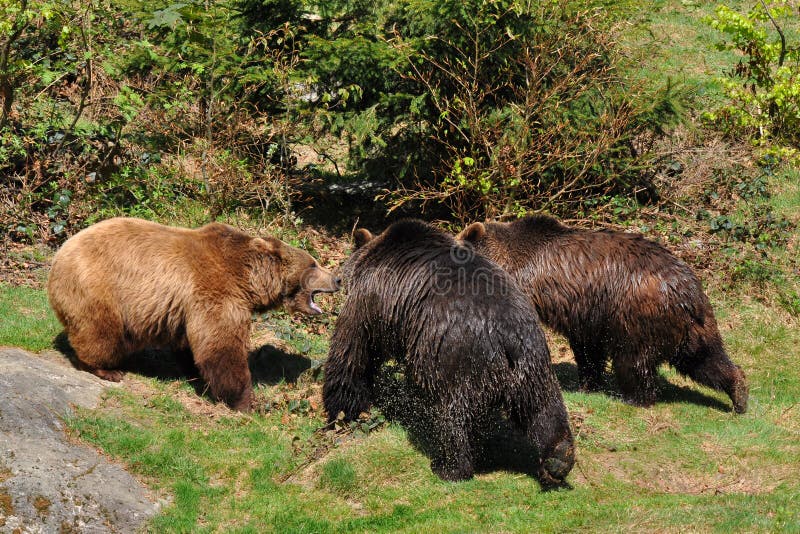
[731,379,748,414]
[92,368,125,382]
[541,439,575,483]
[430,457,474,482]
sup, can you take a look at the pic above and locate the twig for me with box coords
[759,0,787,67]
[775,401,798,424]
[316,152,342,177]
[574,459,597,488]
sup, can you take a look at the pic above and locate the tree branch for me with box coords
[760,0,787,67]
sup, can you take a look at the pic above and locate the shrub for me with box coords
[301,0,683,221]
[705,1,800,154]
[0,0,303,242]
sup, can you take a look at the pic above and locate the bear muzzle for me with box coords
[287,266,341,315]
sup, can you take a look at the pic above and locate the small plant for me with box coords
[705,1,800,153]
[331,408,387,439]
[778,289,800,316]
[698,164,794,251]
[261,311,330,357]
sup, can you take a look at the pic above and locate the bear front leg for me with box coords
[66,310,129,382]
[188,314,253,411]
[508,390,575,486]
[323,307,374,422]
[569,336,606,392]
[671,334,748,414]
[193,346,253,411]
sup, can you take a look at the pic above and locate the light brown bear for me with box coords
[48,217,340,411]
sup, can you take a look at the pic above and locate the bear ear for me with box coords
[459,222,486,243]
[253,237,284,257]
[353,228,374,249]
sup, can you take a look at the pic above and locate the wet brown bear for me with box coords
[324,220,575,484]
[48,217,340,411]
[459,214,748,413]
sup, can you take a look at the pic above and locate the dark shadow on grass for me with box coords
[249,344,321,385]
[552,361,732,413]
[53,332,320,399]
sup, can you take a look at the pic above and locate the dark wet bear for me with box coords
[323,219,575,483]
[48,217,340,411]
[459,214,748,413]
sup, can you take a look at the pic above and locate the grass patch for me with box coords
[55,293,800,532]
[621,0,751,103]
[0,284,60,351]
[319,458,358,493]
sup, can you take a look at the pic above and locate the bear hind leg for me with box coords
[612,350,658,407]
[429,404,474,482]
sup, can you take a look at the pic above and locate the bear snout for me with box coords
[286,265,341,315]
[306,265,340,294]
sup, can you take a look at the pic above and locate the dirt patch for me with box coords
[577,447,799,496]
[122,376,238,421]
[0,242,51,288]
[0,488,14,516]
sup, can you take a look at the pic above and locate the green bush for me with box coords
[2,0,685,233]
[705,1,800,155]
[300,0,683,220]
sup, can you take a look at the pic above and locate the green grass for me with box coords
[620,0,751,102]
[60,311,800,532]
[10,272,798,531]
[4,251,799,532]
[0,284,60,351]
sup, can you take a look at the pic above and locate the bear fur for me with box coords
[323,219,575,483]
[48,217,340,411]
[458,214,748,413]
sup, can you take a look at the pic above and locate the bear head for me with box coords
[458,215,568,264]
[337,227,375,289]
[250,237,341,315]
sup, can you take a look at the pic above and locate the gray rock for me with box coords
[0,348,160,533]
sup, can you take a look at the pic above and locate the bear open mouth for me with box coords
[309,291,322,314]
[308,288,336,314]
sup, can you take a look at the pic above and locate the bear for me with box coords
[458,214,748,413]
[323,219,575,484]
[47,217,340,411]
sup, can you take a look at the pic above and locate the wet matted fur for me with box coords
[459,214,748,413]
[323,219,575,484]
